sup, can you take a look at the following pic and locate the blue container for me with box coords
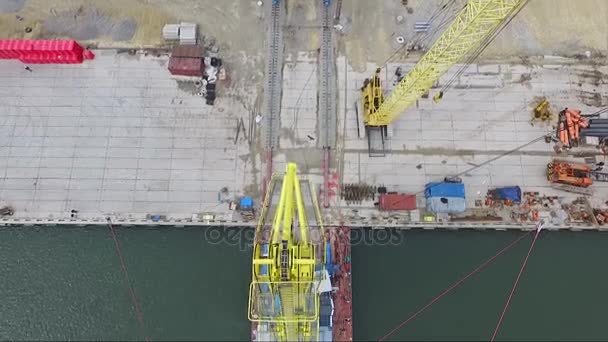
[489,186,521,203]
[319,293,333,327]
[240,197,253,209]
[325,242,332,266]
[425,182,465,198]
[426,197,466,213]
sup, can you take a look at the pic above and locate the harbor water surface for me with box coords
[1,226,607,340]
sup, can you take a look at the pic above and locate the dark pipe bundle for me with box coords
[581,118,608,137]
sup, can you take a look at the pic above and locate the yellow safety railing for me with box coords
[248,163,325,341]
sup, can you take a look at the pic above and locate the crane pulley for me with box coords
[362,0,528,127]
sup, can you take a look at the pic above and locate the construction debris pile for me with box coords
[486,186,521,206]
[481,190,597,226]
[562,197,595,224]
[230,197,255,221]
[167,44,224,106]
[203,56,222,105]
[594,208,608,226]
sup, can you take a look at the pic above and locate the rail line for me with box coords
[319,5,336,149]
[320,3,337,208]
[263,1,285,191]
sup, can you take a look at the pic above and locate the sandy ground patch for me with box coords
[339,0,608,71]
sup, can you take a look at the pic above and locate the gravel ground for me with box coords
[0,0,25,13]
[338,0,608,70]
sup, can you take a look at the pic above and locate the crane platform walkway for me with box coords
[249,164,327,342]
[254,173,324,254]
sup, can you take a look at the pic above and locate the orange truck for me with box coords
[547,159,593,187]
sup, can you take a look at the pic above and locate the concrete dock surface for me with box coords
[0,49,606,229]
[0,50,254,221]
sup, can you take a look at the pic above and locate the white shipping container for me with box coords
[162,24,180,40]
[179,22,198,45]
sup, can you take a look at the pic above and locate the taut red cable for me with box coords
[378,230,533,341]
[490,229,541,341]
[107,219,151,342]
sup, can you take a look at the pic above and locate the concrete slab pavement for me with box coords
[0,50,256,221]
[331,56,608,226]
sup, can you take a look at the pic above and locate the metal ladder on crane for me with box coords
[280,241,289,281]
[277,286,297,341]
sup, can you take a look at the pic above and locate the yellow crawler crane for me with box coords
[362,0,527,127]
[249,163,325,341]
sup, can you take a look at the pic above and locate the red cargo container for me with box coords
[171,44,204,58]
[0,39,89,64]
[31,39,83,54]
[168,56,203,77]
[20,52,83,64]
[379,193,417,211]
[0,40,22,58]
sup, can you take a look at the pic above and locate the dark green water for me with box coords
[1,227,607,341]
[352,230,608,341]
[0,226,251,341]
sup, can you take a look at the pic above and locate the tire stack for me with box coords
[205,83,215,105]
[204,57,222,105]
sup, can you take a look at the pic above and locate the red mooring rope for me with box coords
[490,229,541,341]
[378,231,533,341]
[107,219,151,342]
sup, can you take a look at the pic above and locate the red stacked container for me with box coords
[13,40,34,59]
[0,39,90,64]
[168,44,204,77]
[0,40,22,59]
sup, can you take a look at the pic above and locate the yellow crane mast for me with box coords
[248,163,325,341]
[362,0,527,127]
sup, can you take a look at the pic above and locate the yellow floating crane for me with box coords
[362,0,527,127]
[248,163,325,341]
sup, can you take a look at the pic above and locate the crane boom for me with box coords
[249,163,325,341]
[363,0,527,127]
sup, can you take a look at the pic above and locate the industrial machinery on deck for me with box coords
[361,0,527,132]
[545,159,608,195]
[547,160,593,187]
[249,163,326,341]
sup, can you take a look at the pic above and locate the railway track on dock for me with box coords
[263,2,284,152]
[319,5,336,149]
[320,3,337,208]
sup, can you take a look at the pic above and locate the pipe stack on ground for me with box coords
[557,108,588,147]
